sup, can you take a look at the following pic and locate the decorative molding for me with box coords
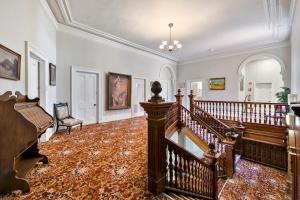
[179,40,290,65]
[289,0,297,27]
[56,0,178,62]
[39,0,58,29]
[57,24,177,64]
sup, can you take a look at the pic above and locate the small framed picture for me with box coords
[209,77,225,90]
[0,44,21,80]
[49,63,56,86]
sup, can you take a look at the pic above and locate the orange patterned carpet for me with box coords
[0,117,288,200]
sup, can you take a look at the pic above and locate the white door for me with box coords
[133,78,145,116]
[74,72,98,124]
[27,57,39,99]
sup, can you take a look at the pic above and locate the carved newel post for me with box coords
[140,81,174,194]
[188,90,195,112]
[204,143,218,200]
[175,89,184,131]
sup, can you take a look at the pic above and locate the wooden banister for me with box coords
[165,138,216,199]
[194,100,288,126]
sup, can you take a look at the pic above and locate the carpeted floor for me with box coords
[0,117,288,200]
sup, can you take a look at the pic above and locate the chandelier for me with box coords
[159,23,182,51]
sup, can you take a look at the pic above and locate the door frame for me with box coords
[25,41,48,108]
[186,79,206,107]
[132,77,146,117]
[71,66,102,123]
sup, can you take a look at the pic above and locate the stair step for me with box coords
[160,192,205,200]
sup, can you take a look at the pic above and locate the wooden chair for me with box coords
[54,102,82,134]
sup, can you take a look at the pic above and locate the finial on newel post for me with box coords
[188,90,195,112]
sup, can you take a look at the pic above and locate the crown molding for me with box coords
[179,40,290,65]
[57,24,177,64]
[39,0,58,29]
[56,0,178,62]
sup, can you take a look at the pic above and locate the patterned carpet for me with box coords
[0,117,288,200]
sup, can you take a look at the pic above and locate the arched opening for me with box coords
[238,54,286,102]
[158,65,176,101]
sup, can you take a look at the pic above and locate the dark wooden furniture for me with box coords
[289,103,300,200]
[0,91,53,193]
[54,102,82,134]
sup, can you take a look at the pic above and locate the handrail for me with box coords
[181,105,225,152]
[193,104,231,138]
[194,99,288,105]
[194,99,288,126]
[165,138,216,199]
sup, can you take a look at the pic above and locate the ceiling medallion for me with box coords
[159,23,182,52]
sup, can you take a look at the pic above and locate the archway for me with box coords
[238,54,286,102]
[158,65,176,101]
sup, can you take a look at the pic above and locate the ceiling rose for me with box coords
[159,23,182,52]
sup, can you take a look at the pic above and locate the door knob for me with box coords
[94,104,97,106]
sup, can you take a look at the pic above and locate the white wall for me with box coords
[177,45,291,101]
[291,1,300,96]
[56,25,177,122]
[0,0,57,140]
[244,59,284,102]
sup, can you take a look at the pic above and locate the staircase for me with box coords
[192,97,288,171]
[159,193,204,200]
[140,88,238,200]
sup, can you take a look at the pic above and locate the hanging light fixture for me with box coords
[159,23,182,52]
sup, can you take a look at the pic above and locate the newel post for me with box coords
[204,143,218,200]
[174,89,184,131]
[223,128,237,178]
[140,81,173,195]
[188,90,195,112]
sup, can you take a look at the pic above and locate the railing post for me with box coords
[140,81,174,195]
[175,89,184,131]
[223,128,237,178]
[204,143,218,200]
[188,90,195,112]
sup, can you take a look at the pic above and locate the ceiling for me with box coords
[47,0,295,62]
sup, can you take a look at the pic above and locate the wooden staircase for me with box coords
[159,193,205,200]
[193,97,288,171]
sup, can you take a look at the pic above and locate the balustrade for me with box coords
[195,100,288,126]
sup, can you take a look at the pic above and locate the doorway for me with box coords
[133,78,146,117]
[27,53,46,108]
[71,67,100,125]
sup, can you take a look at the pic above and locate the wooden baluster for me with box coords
[254,103,257,123]
[241,102,244,122]
[233,102,236,121]
[174,152,178,188]
[263,104,266,124]
[245,103,248,122]
[268,104,271,125]
[179,156,183,189]
[258,104,261,123]
[168,147,173,187]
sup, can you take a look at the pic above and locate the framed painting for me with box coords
[49,63,56,86]
[209,77,225,90]
[107,72,132,110]
[0,44,21,80]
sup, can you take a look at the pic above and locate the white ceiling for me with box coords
[47,0,295,62]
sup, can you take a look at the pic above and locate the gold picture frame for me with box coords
[209,77,225,90]
[107,72,132,110]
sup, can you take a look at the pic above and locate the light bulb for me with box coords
[159,44,164,49]
[168,45,174,50]
[177,44,182,48]
[162,41,168,45]
[174,40,179,45]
